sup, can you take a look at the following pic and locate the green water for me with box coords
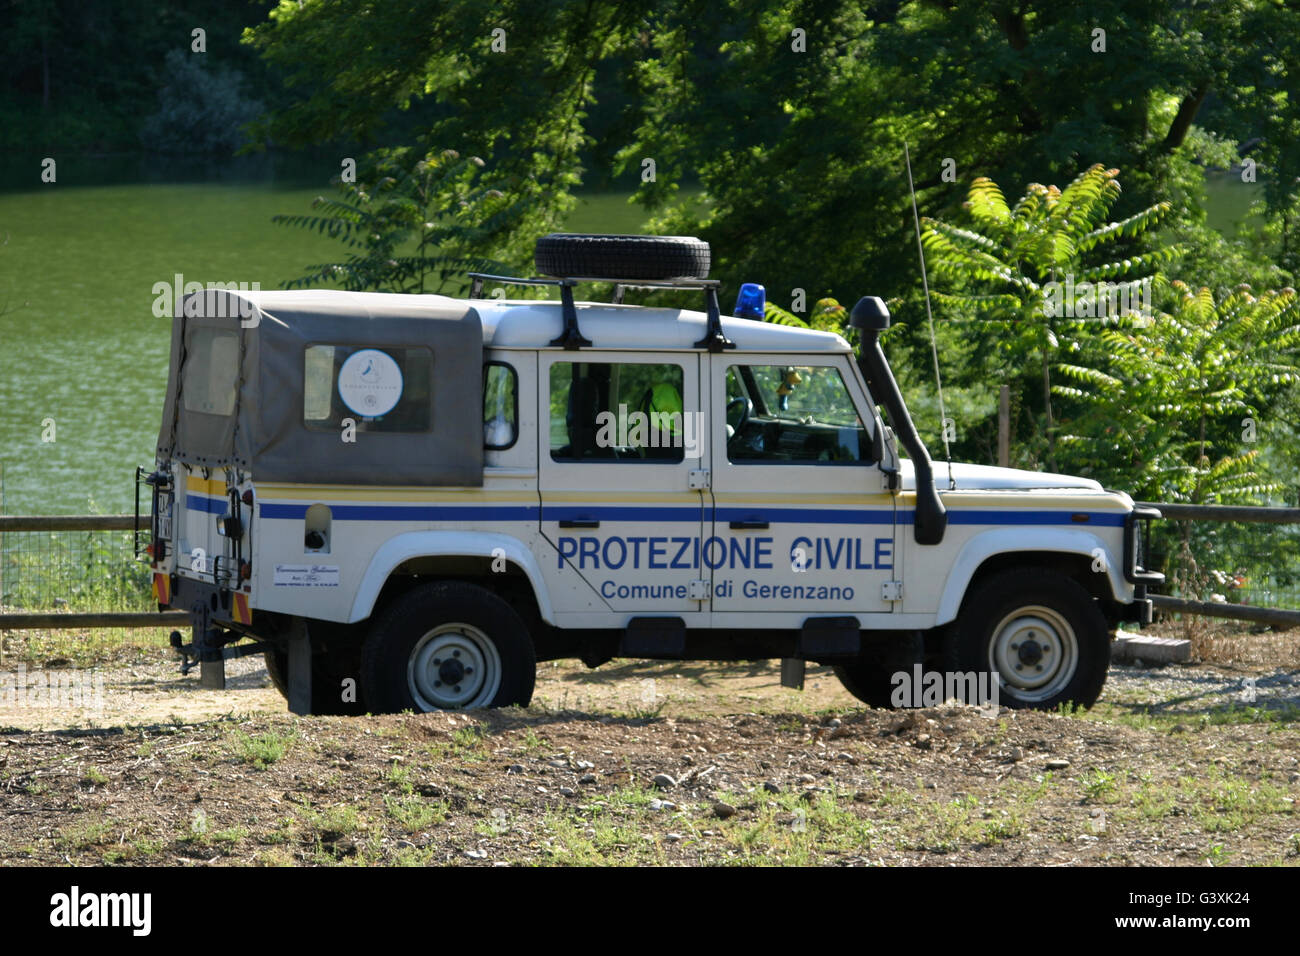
[0,165,651,515]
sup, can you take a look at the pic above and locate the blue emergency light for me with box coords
[734,283,766,319]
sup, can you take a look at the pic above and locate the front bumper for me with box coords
[1119,506,1162,626]
[1123,506,1164,586]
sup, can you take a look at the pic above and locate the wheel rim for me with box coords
[987,605,1078,704]
[407,624,502,711]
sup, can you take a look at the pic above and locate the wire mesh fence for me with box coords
[0,526,152,613]
[0,464,152,614]
[1148,518,1300,611]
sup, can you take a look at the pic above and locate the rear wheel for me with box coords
[834,631,924,709]
[943,569,1110,710]
[360,581,536,713]
[263,621,367,716]
[833,661,898,709]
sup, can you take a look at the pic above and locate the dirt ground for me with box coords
[1,624,1298,866]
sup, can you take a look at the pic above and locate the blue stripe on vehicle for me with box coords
[186,494,227,514]
[257,501,1125,527]
[549,506,702,522]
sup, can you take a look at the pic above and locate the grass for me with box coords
[385,794,449,832]
[60,819,114,850]
[102,839,164,864]
[517,727,549,755]
[1085,700,1300,734]
[230,728,297,769]
[428,725,489,762]
[81,766,109,786]
[1081,769,1119,803]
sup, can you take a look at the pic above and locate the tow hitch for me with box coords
[168,580,267,686]
[169,628,267,677]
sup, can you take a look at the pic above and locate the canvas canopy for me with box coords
[157,289,484,486]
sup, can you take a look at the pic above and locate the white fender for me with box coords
[348,531,555,624]
[934,527,1130,626]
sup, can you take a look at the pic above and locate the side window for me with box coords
[550,361,685,462]
[483,361,517,449]
[302,345,432,432]
[725,364,871,464]
[183,327,239,416]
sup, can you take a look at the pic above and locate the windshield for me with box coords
[729,365,863,427]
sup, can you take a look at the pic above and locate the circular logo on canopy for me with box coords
[337,349,403,418]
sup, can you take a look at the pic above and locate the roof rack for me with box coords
[466,272,735,352]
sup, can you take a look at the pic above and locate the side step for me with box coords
[620,617,687,658]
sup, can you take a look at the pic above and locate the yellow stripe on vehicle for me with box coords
[186,475,228,496]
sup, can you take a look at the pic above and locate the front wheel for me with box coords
[943,569,1110,710]
[359,581,536,713]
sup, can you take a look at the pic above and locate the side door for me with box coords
[706,354,897,616]
[538,352,708,616]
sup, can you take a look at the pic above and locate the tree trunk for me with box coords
[41,34,50,110]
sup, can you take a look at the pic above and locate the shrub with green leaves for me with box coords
[1057,282,1300,503]
[273,148,527,295]
[921,165,1178,471]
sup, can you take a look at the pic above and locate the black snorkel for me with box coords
[850,296,947,545]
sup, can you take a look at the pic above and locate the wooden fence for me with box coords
[0,514,186,630]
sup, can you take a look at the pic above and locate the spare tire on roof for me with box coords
[534,233,711,281]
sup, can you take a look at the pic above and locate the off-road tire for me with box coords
[263,625,367,716]
[833,661,899,709]
[834,631,925,709]
[359,581,536,713]
[534,233,711,280]
[943,569,1110,710]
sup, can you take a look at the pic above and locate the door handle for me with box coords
[729,519,769,530]
[559,518,601,529]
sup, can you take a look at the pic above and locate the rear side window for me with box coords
[483,362,518,449]
[303,345,432,432]
[182,327,239,416]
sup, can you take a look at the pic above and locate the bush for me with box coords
[139,49,262,154]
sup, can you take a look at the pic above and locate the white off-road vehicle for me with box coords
[139,233,1161,715]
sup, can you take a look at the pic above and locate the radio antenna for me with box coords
[904,142,955,489]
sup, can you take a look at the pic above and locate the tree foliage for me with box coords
[242,1,1300,296]
[272,148,522,294]
[921,165,1176,469]
[1057,282,1300,502]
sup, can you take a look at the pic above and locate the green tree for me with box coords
[243,1,1300,299]
[245,0,650,270]
[272,148,523,294]
[920,165,1177,470]
[1056,282,1300,503]
[140,49,263,154]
